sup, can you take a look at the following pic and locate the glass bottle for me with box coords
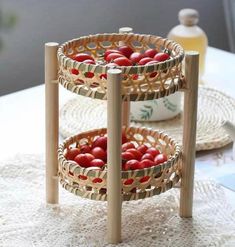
[168,8,208,81]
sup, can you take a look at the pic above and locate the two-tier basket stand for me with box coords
[45,29,199,244]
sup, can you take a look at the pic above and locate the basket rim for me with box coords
[58,126,182,179]
[57,78,185,101]
[59,174,180,201]
[57,32,185,74]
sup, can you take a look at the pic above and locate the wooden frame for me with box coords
[107,68,122,243]
[45,40,199,243]
[45,42,59,204]
[180,52,199,217]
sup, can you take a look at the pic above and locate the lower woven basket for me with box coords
[58,126,182,201]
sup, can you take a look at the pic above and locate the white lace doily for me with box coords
[1,154,235,247]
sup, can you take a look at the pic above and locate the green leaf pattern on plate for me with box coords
[138,98,177,120]
[153,99,158,106]
[140,105,153,120]
[130,112,135,121]
[163,98,177,112]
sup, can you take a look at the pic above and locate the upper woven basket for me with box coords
[57,33,185,101]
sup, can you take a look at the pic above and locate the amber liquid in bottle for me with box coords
[168,9,208,82]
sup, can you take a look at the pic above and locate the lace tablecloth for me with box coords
[0,154,235,247]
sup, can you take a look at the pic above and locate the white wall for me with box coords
[0,0,229,95]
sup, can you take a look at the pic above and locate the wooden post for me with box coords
[180,51,199,217]
[107,68,122,244]
[45,42,59,204]
[119,27,133,127]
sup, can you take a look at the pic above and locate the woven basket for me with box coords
[58,126,182,201]
[57,33,184,101]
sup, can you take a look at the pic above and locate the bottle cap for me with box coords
[119,27,133,33]
[178,8,199,26]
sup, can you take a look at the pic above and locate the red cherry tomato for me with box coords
[75,78,84,84]
[144,49,158,58]
[122,152,135,162]
[140,159,155,168]
[138,57,154,65]
[80,144,91,154]
[127,159,145,170]
[71,68,79,75]
[92,178,103,183]
[104,49,122,59]
[132,74,139,80]
[85,153,95,162]
[122,132,128,144]
[83,59,95,78]
[106,53,124,62]
[154,153,168,165]
[122,142,135,152]
[72,53,94,62]
[118,45,134,58]
[78,175,88,180]
[100,74,107,80]
[146,148,160,158]
[92,136,107,150]
[64,147,81,160]
[146,60,157,65]
[90,159,105,168]
[74,154,92,168]
[91,147,107,160]
[150,72,158,78]
[139,176,150,183]
[126,148,143,161]
[113,57,132,66]
[146,60,158,78]
[123,178,134,185]
[141,153,154,161]
[154,53,170,62]
[131,188,137,193]
[137,144,148,154]
[84,72,94,78]
[122,162,130,171]
[83,59,96,64]
[129,52,144,64]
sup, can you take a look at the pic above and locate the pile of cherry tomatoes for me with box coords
[64,133,168,171]
[69,45,170,79]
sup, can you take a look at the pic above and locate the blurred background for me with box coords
[0,0,234,96]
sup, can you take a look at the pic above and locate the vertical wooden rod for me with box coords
[107,68,122,244]
[45,42,59,204]
[119,27,133,127]
[180,51,199,217]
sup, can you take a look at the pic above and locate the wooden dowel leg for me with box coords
[45,42,59,204]
[180,51,199,217]
[107,68,122,244]
[119,27,133,127]
[122,100,130,127]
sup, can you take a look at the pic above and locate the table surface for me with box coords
[1,46,235,205]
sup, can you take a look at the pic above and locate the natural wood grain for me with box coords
[180,51,199,217]
[45,42,59,204]
[107,68,123,244]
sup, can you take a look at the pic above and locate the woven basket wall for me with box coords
[57,33,184,101]
[58,127,182,201]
